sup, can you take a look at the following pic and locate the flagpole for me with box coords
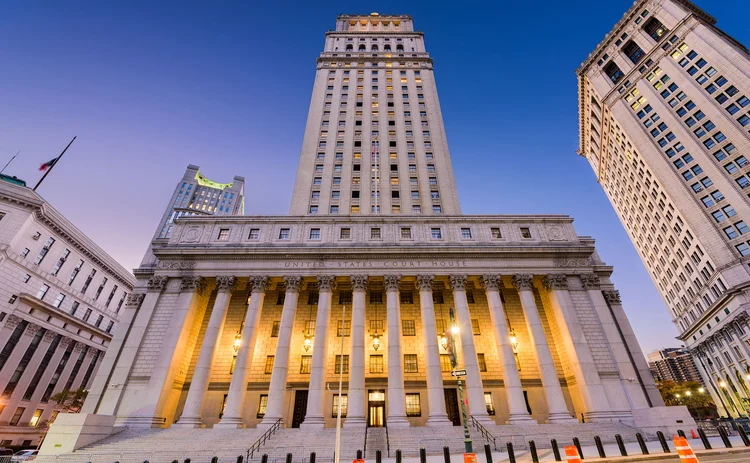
[0,151,20,175]
[34,136,76,191]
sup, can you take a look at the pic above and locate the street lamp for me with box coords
[685,390,692,397]
[509,328,519,351]
[447,307,473,454]
[699,387,706,394]
[233,331,242,354]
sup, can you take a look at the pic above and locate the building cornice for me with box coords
[678,280,750,341]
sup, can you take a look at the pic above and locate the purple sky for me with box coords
[1,0,748,355]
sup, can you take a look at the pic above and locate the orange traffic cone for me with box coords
[691,429,698,439]
[564,445,582,463]
[674,435,700,462]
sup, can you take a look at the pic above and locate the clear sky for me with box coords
[1,0,748,355]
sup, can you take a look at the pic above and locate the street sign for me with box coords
[451,369,467,377]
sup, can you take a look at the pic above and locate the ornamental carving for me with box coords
[511,274,534,291]
[351,275,370,291]
[317,275,337,292]
[182,227,203,243]
[125,293,146,307]
[543,274,569,291]
[59,337,72,349]
[415,275,434,292]
[157,260,196,270]
[479,275,501,292]
[250,276,272,293]
[283,276,303,293]
[602,290,622,304]
[216,276,239,293]
[43,330,58,343]
[73,342,84,352]
[553,257,590,268]
[24,323,41,337]
[180,276,207,295]
[448,274,468,291]
[547,225,566,241]
[147,276,169,292]
[383,275,400,292]
[4,314,22,330]
[86,348,97,358]
[579,274,601,290]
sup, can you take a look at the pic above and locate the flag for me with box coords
[39,157,59,172]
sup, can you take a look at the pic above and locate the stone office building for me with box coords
[43,12,691,457]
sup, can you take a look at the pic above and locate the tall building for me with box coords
[576,0,750,417]
[43,13,691,460]
[140,165,244,267]
[0,180,135,447]
[648,348,704,384]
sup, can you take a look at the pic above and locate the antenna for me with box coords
[0,151,19,175]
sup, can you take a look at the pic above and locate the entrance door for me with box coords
[444,389,460,426]
[291,390,308,428]
[368,390,385,427]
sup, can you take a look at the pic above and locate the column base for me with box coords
[299,415,326,429]
[507,413,537,425]
[343,416,366,428]
[173,416,205,428]
[214,417,246,429]
[547,412,579,424]
[426,413,453,427]
[114,415,168,428]
[387,415,410,427]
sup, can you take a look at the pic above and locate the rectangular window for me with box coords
[340,228,351,239]
[471,319,481,335]
[520,227,532,238]
[279,228,290,240]
[400,227,412,239]
[370,228,381,239]
[52,293,65,308]
[332,394,348,417]
[400,290,413,304]
[402,320,416,336]
[604,61,623,84]
[309,228,321,240]
[477,353,487,372]
[623,41,646,64]
[257,395,268,418]
[34,237,55,265]
[248,228,260,239]
[271,321,280,337]
[37,284,50,300]
[491,227,502,239]
[440,354,452,372]
[217,228,230,240]
[484,392,495,415]
[83,308,92,322]
[461,228,472,239]
[404,354,418,373]
[335,355,349,374]
[405,393,421,416]
[264,356,274,374]
[300,355,312,374]
[370,355,384,374]
[337,320,351,337]
[431,228,442,239]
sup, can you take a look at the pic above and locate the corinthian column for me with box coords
[384,275,409,427]
[512,274,576,423]
[216,276,271,428]
[344,275,368,428]
[301,275,337,428]
[480,275,535,424]
[416,275,452,426]
[176,276,239,428]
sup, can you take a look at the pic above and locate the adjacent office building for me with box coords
[576,0,750,417]
[648,348,704,384]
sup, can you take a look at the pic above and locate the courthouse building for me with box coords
[44,12,692,457]
[576,0,750,417]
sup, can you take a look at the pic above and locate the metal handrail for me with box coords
[246,418,283,461]
[363,422,368,454]
[385,420,391,458]
[469,415,497,451]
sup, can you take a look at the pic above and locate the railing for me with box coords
[246,418,283,461]
[469,415,497,451]
[363,423,368,455]
[385,420,391,458]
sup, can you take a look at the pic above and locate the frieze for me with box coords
[282,259,470,269]
[553,257,590,268]
[157,260,197,270]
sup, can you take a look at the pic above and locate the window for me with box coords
[623,41,645,64]
[264,356,274,374]
[34,237,55,265]
[337,320,351,337]
[644,17,668,40]
[405,393,421,416]
[70,301,79,316]
[401,227,412,239]
[402,319,416,336]
[400,290,413,304]
[604,61,623,84]
[440,354,452,372]
[332,394,348,417]
[217,228,230,241]
[340,228,351,239]
[335,355,349,374]
[279,228,290,240]
[339,290,352,305]
[520,227,532,238]
[52,293,65,308]
[491,227,502,239]
[461,228,472,239]
[736,221,749,235]
[309,206,318,214]
[371,228,381,239]
[9,407,25,426]
[431,228,442,239]
[37,284,50,300]
[248,228,260,240]
[300,355,312,374]
[257,395,268,418]
[83,308,92,322]
[271,321,280,337]
[404,354,418,373]
[309,228,321,240]
[370,355,384,373]
[484,393,495,415]
[471,319,481,335]
[21,248,30,258]
[433,290,444,304]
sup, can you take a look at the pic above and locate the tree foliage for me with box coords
[657,380,717,419]
[49,388,88,414]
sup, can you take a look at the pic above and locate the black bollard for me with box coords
[420,447,427,463]
[739,426,750,447]
[185,459,191,463]
[143,461,150,463]
[594,436,606,458]
[636,433,649,455]
[286,452,293,463]
[507,442,516,463]
[573,437,583,459]
[396,449,402,463]
[261,455,268,463]
[484,443,493,463]
[443,446,451,463]
[310,452,316,463]
[678,429,686,439]
[236,456,244,463]
[172,460,179,463]
[551,439,561,461]
[211,458,218,463]
[718,426,733,448]
[657,431,670,453]
[357,450,363,460]
[616,434,627,456]
[698,428,712,449]
[376,449,382,463]
[528,440,539,463]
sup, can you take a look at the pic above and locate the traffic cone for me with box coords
[674,435,700,462]
[564,445,582,463]
[691,429,698,439]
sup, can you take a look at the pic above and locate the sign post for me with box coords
[447,307,473,455]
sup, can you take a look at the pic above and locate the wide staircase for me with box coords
[364,427,387,459]
[247,427,364,462]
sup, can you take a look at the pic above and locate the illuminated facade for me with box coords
[576,0,750,417]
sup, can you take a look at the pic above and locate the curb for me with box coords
[584,446,750,462]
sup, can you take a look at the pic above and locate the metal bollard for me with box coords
[484,443,493,463]
[396,449,402,463]
[616,434,627,456]
[739,426,750,447]
[172,460,179,463]
[678,429,686,439]
[551,439,561,461]
[698,428,712,449]
[443,446,451,463]
[261,455,268,463]
[357,450,363,460]
[573,437,583,459]
[185,459,191,463]
[211,458,218,463]
[594,435,606,458]
[236,456,244,463]
[718,426,733,448]
[657,431,670,453]
[376,449,382,463]
[286,452,293,463]
[636,433,649,455]
[310,452,316,463]
[528,440,539,463]
[420,447,427,463]
[507,442,516,463]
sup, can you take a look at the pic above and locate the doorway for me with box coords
[444,389,460,426]
[368,390,385,427]
[292,390,308,428]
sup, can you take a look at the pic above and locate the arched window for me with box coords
[384,45,391,51]
[371,45,378,51]
[396,45,404,52]
[346,44,353,51]
[359,45,366,51]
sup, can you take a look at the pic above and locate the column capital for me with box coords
[542,274,568,291]
[43,330,57,343]
[383,275,401,292]
[415,274,434,292]
[125,293,146,308]
[283,276,303,293]
[448,274,468,291]
[181,276,208,295]
[249,276,272,293]
[317,275,337,292]
[579,273,601,290]
[4,314,22,330]
[86,348,97,358]
[216,276,240,293]
[24,323,42,337]
[479,274,501,291]
[351,275,369,291]
[602,289,622,304]
[511,274,534,291]
[59,337,72,349]
[73,342,84,353]
[147,276,169,292]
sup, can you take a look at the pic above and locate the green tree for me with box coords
[49,387,88,414]
[657,380,717,419]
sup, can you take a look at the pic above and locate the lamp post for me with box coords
[447,307,473,454]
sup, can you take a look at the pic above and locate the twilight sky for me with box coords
[1,0,748,355]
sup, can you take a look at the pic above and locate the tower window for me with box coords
[644,17,668,41]
[623,41,646,64]
[604,61,624,84]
